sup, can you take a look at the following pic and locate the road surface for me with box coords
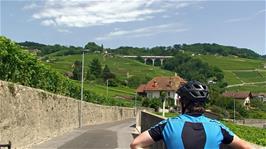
[31,119,136,149]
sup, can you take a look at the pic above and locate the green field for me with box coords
[223,71,243,84]
[196,55,266,92]
[196,55,264,70]
[226,83,266,93]
[234,71,266,83]
[45,53,174,97]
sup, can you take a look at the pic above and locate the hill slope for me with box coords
[195,54,266,92]
[44,53,174,97]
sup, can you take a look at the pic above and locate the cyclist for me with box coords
[130,80,252,149]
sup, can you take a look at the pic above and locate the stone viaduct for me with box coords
[122,55,173,66]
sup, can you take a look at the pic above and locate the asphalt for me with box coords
[31,119,136,149]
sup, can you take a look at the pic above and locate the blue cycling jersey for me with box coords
[148,114,234,149]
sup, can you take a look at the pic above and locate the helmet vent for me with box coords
[193,84,201,89]
[191,91,198,97]
[199,91,204,96]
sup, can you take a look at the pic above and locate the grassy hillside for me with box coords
[44,53,174,97]
[195,55,266,92]
[196,55,264,70]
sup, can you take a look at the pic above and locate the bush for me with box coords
[141,98,162,110]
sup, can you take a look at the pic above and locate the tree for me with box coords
[84,42,101,52]
[88,58,102,79]
[135,56,144,63]
[102,65,115,81]
[72,60,82,81]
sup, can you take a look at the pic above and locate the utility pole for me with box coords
[234,98,236,123]
[79,49,89,128]
[162,99,166,117]
[106,79,109,100]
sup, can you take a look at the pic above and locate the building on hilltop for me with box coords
[136,76,186,105]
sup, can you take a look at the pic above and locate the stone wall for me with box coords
[0,80,135,149]
[235,119,266,128]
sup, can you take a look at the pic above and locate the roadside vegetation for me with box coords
[0,36,134,107]
[223,121,266,146]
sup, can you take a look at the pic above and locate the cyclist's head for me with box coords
[177,80,209,114]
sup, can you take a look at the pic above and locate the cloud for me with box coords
[41,19,57,26]
[25,0,194,28]
[255,9,266,15]
[224,17,251,23]
[23,3,38,10]
[57,28,71,33]
[225,9,266,23]
[96,23,188,40]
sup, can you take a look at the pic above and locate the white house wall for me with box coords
[146,91,160,98]
[146,91,176,99]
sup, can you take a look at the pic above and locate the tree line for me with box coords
[72,58,117,86]
[19,41,263,59]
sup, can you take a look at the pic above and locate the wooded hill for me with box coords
[19,41,264,59]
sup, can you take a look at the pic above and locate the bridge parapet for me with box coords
[121,55,173,66]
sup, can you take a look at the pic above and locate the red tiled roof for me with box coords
[136,84,146,93]
[222,92,252,99]
[143,76,186,91]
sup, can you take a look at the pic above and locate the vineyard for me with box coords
[223,121,266,146]
[0,36,134,107]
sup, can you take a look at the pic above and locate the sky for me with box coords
[1,0,266,55]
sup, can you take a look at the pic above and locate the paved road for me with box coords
[31,119,136,149]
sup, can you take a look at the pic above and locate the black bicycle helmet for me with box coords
[177,80,209,105]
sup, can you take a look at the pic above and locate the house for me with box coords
[222,91,252,109]
[222,91,253,99]
[253,93,266,102]
[136,84,147,97]
[136,76,186,105]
